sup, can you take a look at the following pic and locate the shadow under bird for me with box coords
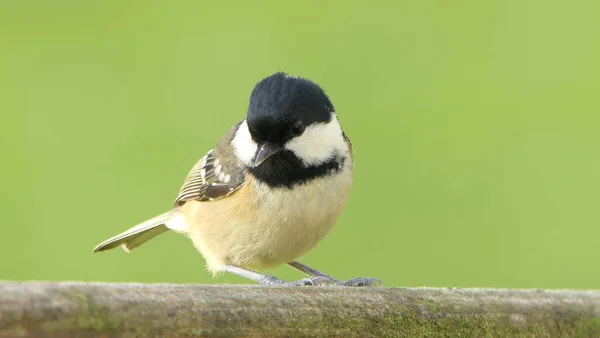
[94,72,381,286]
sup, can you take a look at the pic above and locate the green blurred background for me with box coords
[1,1,598,289]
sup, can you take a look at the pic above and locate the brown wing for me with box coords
[174,149,246,205]
[174,140,247,206]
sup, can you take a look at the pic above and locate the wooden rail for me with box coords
[1,281,600,337]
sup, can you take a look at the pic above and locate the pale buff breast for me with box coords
[181,163,353,274]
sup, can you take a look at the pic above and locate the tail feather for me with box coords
[93,209,178,253]
[120,224,169,252]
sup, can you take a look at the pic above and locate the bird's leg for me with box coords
[224,265,315,286]
[288,261,383,287]
[288,261,330,277]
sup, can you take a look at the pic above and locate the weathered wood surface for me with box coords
[1,281,600,337]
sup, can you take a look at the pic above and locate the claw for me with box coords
[295,278,315,286]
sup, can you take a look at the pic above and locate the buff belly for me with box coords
[180,170,353,274]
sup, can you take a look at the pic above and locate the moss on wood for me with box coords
[1,282,600,337]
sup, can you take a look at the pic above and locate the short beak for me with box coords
[253,143,282,167]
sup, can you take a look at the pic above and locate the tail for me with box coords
[93,208,183,253]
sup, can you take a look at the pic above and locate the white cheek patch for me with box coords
[285,115,347,166]
[232,119,258,166]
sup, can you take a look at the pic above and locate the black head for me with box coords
[239,73,347,188]
[246,72,334,144]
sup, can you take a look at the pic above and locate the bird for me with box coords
[94,72,381,287]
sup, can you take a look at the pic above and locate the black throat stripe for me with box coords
[248,150,345,188]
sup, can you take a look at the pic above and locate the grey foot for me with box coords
[340,277,384,287]
[225,265,318,286]
[286,262,383,287]
[308,275,384,287]
[225,264,383,287]
[259,275,316,286]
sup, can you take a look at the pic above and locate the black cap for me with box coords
[246,72,334,144]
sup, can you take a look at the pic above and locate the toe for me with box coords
[294,278,315,286]
[343,277,384,287]
[310,276,337,286]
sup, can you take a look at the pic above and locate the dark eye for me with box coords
[290,120,305,136]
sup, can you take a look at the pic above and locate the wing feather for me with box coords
[174,148,246,206]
